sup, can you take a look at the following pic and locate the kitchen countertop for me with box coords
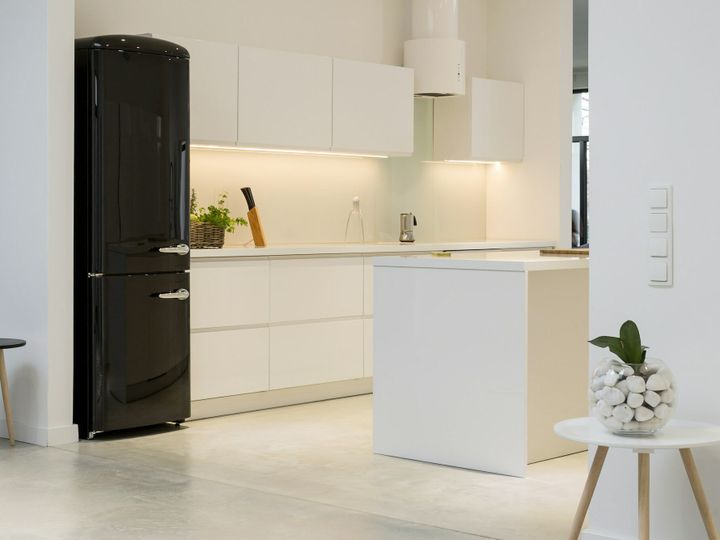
[373,250,588,272]
[190,240,554,259]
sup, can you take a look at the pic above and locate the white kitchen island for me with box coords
[373,251,589,477]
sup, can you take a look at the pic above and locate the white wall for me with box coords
[587,1,720,538]
[0,0,77,446]
[485,0,573,247]
[76,0,489,245]
[76,0,409,65]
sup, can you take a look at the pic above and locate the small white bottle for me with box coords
[344,196,366,243]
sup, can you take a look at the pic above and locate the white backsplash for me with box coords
[190,99,487,245]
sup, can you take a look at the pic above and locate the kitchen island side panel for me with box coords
[373,265,528,476]
[526,268,588,462]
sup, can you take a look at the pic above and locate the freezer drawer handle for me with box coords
[159,243,190,255]
[158,288,190,301]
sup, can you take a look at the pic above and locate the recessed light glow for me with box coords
[190,144,389,159]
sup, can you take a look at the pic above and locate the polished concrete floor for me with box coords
[0,395,587,539]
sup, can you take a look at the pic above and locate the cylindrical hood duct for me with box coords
[404,0,466,96]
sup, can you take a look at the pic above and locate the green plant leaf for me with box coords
[619,320,643,364]
[589,336,628,362]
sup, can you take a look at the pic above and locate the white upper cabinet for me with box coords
[434,77,524,162]
[159,35,239,145]
[237,46,332,151]
[332,58,414,156]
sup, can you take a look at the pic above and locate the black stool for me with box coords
[0,339,26,445]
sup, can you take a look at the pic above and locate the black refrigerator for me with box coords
[74,35,191,439]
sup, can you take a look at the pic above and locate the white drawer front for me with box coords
[269,319,363,389]
[269,257,363,322]
[191,259,269,329]
[191,328,269,400]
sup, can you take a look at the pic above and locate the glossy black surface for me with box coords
[0,339,26,350]
[93,273,190,433]
[75,37,190,276]
[74,36,191,438]
[75,34,189,59]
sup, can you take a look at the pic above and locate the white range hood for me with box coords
[403,0,466,96]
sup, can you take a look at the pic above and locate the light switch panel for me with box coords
[649,188,668,209]
[649,237,668,257]
[648,185,673,287]
[649,213,668,233]
[649,260,668,282]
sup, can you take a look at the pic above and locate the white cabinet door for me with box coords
[191,328,269,400]
[269,320,363,389]
[471,78,524,162]
[160,35,238,144]
[190,259,269,329]
[237,46,332,150]
[434,77,524,162]
[269,257,363,322]
[332,59,414,156]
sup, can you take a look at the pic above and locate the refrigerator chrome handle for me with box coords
[159,243,190,255]
[158,288,190,301]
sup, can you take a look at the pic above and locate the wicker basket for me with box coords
[190,221,225,249]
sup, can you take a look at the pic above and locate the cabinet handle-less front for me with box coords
[158,288,190,301]
[159,244,190,255]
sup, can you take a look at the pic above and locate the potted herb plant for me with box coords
[589,320,676,435]
[190,190,248,249]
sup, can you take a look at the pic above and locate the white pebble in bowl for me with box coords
[603,370,620,387]
[626,392,644,408]
[660,388,675,404]
[646,373,669,391]
[612,404,634,423]
[635,406,654,422]
[626,375,646,393]
[616,379,630,396]
[594,399,612,417]
[644,390,661,408]
[601,386,626,406]
[654,403,671,419]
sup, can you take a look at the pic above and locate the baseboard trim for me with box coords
[190,378,373,420]
[0,419,78,446]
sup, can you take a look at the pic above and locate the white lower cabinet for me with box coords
[270,257,363,322]
[191,327,269,400]
[269,319,364,390]
[191,259,269,329]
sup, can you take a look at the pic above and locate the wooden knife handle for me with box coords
[247,207,266,248]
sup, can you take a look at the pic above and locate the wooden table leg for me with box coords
[0,350,15,446]
[568,445,609,540]
[638,452,650,540]
[680,448,719,540]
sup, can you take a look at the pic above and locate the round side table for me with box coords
[0,338,26,446]
[555,417,720,540]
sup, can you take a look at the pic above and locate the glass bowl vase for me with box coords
[590,358,676,435]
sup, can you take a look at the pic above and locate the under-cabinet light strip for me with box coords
[191,144,389,159]
[444,160,501,165]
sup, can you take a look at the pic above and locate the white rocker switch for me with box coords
[649,237,668,257]
[649,188,668,209]
[649,260,668,282]
[649,213,668,233]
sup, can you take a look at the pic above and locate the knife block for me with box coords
[247,207,266,247]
